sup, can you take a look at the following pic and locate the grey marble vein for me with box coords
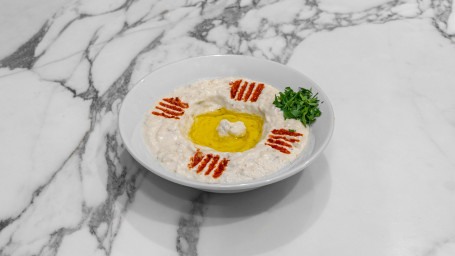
[0,22,49,69]
[423,236,455,256]
[432,0,455,40]
[176,192,210,256]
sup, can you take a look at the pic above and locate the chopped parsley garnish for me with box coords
[273,87,322,127]
[288,129,296,132]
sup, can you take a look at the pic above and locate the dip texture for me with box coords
[143,77,309,183]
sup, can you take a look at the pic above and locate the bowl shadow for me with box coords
[122,150,332,254]
[198,155,331,255]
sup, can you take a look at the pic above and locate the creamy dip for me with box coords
[143,77,309,183]
[217,119,246,137]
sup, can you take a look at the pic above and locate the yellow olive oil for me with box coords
[189,108,263,152]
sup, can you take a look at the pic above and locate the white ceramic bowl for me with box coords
[119,55,334,193]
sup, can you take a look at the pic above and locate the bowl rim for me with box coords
[118,54,335,192]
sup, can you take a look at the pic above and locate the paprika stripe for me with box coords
[213,158,229,178]
[158,102,184,112]
[230,79,242,99]
[188,149,205,169]
[243,82,255,102]
[155,106,184,116]
[271,129,303,137]
[152,111,179,119]
[162,97,189,108]
[197,154,213,173]
[265,143,291,154]
[236,81,248,101]
[249,83,264,102]
[268,135,300,143]
[205,155,220,175]
[266,138,292,148]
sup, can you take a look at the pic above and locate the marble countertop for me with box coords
[1,0,455,255]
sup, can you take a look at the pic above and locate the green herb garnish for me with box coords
[273,87,322,127]
[288,129,296,132]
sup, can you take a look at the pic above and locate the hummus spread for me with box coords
[143,77,309,183]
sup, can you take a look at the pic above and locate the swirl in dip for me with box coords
[143,77,309,183]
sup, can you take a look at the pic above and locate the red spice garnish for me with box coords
[213,158,229,178]
[268,135,300,143]
[271,129,303,137]
[205,155,220,175]
[265,143,291,154]
[265,129,302,154]
[188,149,205,169]
[249,83,264,102]
[153,97,189,119]
[187,150,228,178]
[197,154,213,173]
[159,102,183,112]
[267,138,292,148]
[243,82,255,102]
[229,80,265,102]
[155,106,184,116]
[236,81,248,101]
[230,79,242,99]
[152,111,180,119]
[162,97,189,108]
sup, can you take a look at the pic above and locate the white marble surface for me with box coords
[1,0,455,255]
